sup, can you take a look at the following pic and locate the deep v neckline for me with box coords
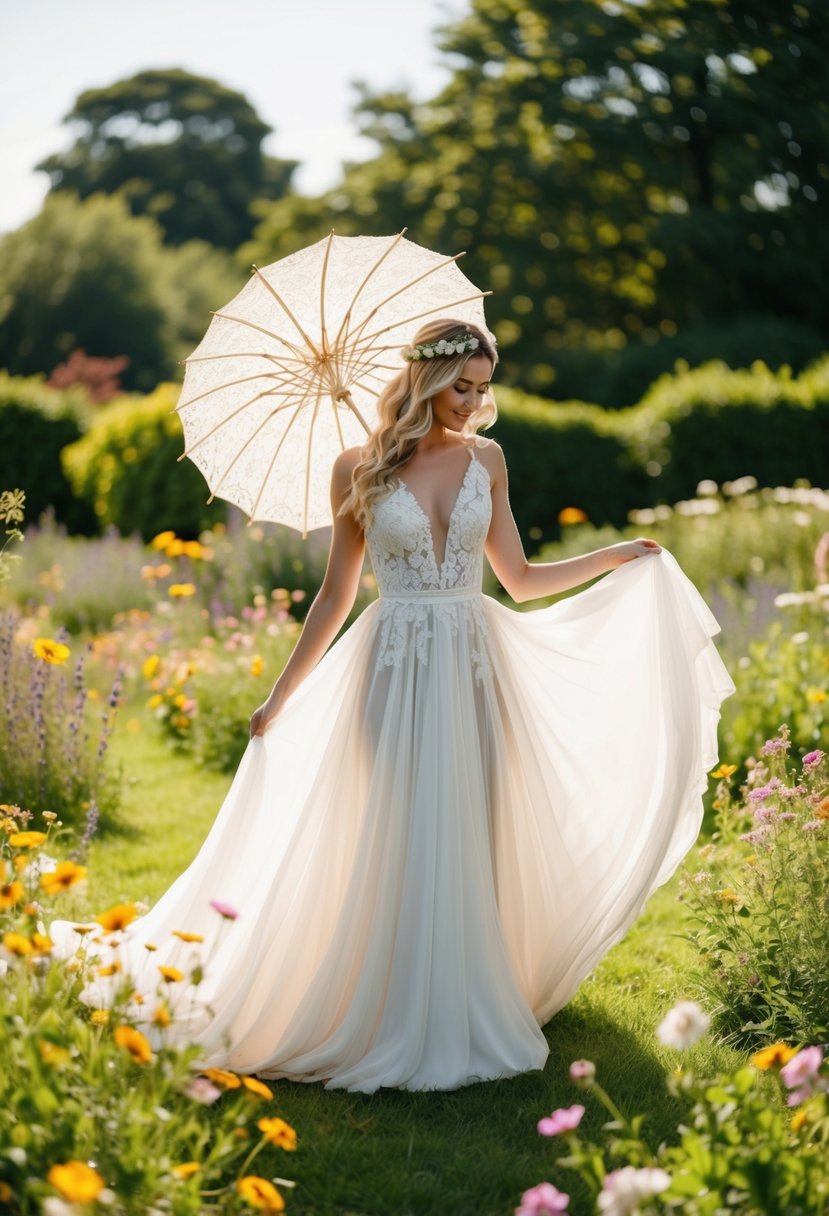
[397,445,477,578]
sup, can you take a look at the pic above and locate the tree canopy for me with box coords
[242,0,829,403]
[36,68,297,249]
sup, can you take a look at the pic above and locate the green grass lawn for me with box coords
[63,709,743,1216]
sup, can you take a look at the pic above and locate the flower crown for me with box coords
[401,333,480,362]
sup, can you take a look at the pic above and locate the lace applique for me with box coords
[365,451,494,677]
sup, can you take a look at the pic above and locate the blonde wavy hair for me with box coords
[339,318,498,531]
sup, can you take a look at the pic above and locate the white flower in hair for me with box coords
[402,331,484,362]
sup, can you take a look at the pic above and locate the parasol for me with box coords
[174,230,493,535]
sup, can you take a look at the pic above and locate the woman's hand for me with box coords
[249,697,282,739]
[606,537,663,567]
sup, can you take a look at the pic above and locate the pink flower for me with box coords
[749,779,782,801]
[537,1104,585,1137]
[515,1182,570,1215]
[803,750,824,768]
[780,1045,824,1106]
[568,1059,596,1084]
[761,736,790,756]
[209,899,239,921]
[802,820,823,831]
[185,1076,222,1104]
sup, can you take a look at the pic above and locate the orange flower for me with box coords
[710,763,738,779]
[558,506,588,525]
[32,637,70,664]
[47,1161,104,1204]
[3,932,33,956]
[201,1067,241,1089]
[31,932,53,955]
[242,1075,274,1099]
[114,1025,154,1064]
[250,655,264,677]
[38,1040,70,1066]
[151,530,176,551]
[171,931,204,943]
[791,1109,808,1131]
[716,887,740,904]
[95,903,137,932]
[172,1162,200,1180]
[97,962,122,978]
[9,830,47,848]
[168,583,197,598]
[751,1042,799,1070]
[257,1116,297,1150]
[158,965,185,983]
[236,1176,285,1211]
[153,1004,172,1027]
[0,880,24,911]
[40,860,88,895]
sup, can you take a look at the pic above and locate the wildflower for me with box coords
[780,1045,825,1105]
[749,778,782,801]
[558,507,588,525]
[802,820,823,831]
[716,887,740,904]
[598,1167,671,1215]
[691,870,711,883]
[172,1162,201,1180]
[90,1010,110,1027]
[0,880,24,910]
[538,1104,585,1137]
[656,1000,711,1049]
[210,898,239,920]
[183,540,205,560]
[151,530,176,551]
[47,1161,105,1204]
[710,763,737,778]
[568,1059,596,1085]
[95,903,138,932]
[751,1042,798,1070]
[806,689,826,704]
[201,1067,242,1089]
[739,826,772,844]
[158,965,185,983]
[97,963,121,977]
[31,932,53,954]
[40,860,88,895]
[32,638,70,664]
[242,1075,274,1099]
[257,1116,298,1150]
[803,749,824,768]
[3,932,34,956]
[153,1004,172,1027]
[144,942,158,951]
[791,1110,808,1131]
[114,1025,154,1065]
[752,806,777,821]
[169,583,197,598]
[516,1182,570,1215]
[250,654,264,677]
[142,655,161,679]
[38,1040,70,1066]
[760,731,791,756]
[171,931,204,943]
[237,1176,285,1211]
[185,1076,222,1104]
[9,830,47,848]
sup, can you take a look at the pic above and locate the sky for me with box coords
[0,0,464,236]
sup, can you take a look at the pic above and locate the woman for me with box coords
[51,318,735,1094]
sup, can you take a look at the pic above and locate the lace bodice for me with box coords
[365,446,492,596]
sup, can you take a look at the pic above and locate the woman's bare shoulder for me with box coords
[332,445,367,474]
[469,434,505,478]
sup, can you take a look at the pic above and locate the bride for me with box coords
[51,318,735,1094]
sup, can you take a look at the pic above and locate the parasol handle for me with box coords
[336,389,372,435]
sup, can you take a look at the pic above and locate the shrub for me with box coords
[61,383,229,541]
[0,372,96,533]
[680,731,829,1048]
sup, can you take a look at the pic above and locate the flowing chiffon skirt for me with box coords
[50,548,735,1092]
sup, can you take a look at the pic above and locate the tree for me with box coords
[0,192,246,390]
[35,68,297,249]
[243,0,829,403]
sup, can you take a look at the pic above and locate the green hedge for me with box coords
[0,372,96,532]
[60,383,228,541]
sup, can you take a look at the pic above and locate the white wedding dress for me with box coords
[50,439,736,1093]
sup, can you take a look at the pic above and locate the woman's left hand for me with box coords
[607,537,663,566]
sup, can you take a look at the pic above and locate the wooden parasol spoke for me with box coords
[175,367,315,414]
[318,230,335,358]
[177,384,309,460]
[251,266,321,360]
[245,384,319,526]
[330,230,407,356]
[182,349,307,368]
[341,251,468,352]
[347,291,493,358]
[207,310,309,361]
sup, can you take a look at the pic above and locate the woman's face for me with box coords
[430,353,494,432]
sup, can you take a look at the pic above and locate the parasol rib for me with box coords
[342,251,467,354]
[318,231,335,358]
[207,380,317,505]
[177,383,311,461]
[348,291,492,355]
[245,384,318,525]
[330,230,407,356]
[175,368,316,414]
[251,266,321,360]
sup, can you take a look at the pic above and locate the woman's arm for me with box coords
[482,440,661,604]
[249,448,366,736]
